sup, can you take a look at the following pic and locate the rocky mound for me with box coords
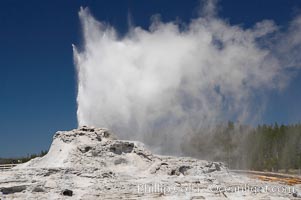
[1,127,299,199]
[18,126,224,176]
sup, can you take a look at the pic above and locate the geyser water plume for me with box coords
[73,2,301,154]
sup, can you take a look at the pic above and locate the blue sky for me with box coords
[0,0,301,157]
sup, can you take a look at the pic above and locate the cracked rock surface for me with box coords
[0,127,300,199]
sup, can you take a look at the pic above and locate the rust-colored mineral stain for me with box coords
[254,175,301,185]
[232,170,301,186]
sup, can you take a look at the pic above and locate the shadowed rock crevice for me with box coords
[109,142,134,155]
[0,185,27,194]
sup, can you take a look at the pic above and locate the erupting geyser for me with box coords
[73,1,301,154]
[1,1,301,199]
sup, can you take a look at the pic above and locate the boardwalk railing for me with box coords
[0,164,19,170]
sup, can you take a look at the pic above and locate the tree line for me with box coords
[0,150,48,164]
[183,122,301,172]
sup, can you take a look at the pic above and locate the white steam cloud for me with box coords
[73,2,301,154]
